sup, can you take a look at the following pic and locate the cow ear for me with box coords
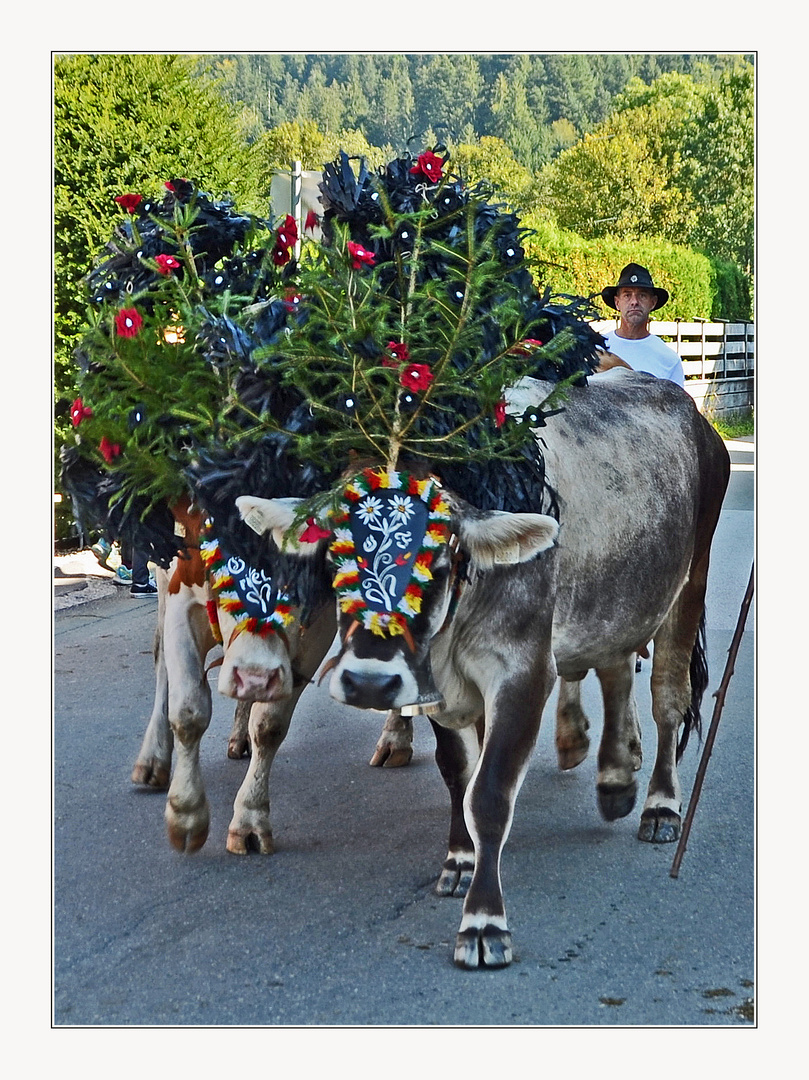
[236,496,323,555]
[456,510,558,569]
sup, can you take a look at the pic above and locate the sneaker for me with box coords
[130,581,158,596]
[91,538,112,569]
[115,566,132,583]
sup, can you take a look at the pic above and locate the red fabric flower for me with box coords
[400,363,434,393]
[272,245,292,266]
[299,517,332,544]
[99,436,121,464]
[155,253,181,275]
[283,289,302,312]
[386,341,410,363]
[114,193,142,213]
[70,397,93,427]
[509,337,545,355]
[494,400,507,428]
[276,214,298,249]
[115,307,143,338]
[347,241,376,270]
[304,210,320,232]
[409,151,444,183]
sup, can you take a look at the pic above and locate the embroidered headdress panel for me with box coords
[329,468,451,637]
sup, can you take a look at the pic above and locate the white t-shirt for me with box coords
[604,330,685,388]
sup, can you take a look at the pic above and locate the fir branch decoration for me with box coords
[65,179,295,536]
[237,150,604,480]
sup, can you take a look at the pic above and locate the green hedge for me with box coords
[520,215,750,321]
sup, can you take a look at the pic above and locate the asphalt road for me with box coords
[53,441,754,1027]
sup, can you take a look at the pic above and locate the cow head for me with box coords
[235,467,559,713]
[199,517,331,703]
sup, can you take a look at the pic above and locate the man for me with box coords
[597,263,685,387]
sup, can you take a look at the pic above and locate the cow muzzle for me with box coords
[228,664,286,702]
[338,669,405,710]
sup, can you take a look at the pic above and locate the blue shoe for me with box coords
[91,538,112,569]
[113,566,133,586]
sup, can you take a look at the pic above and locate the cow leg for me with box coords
[595,657,643,821]
[641,558,710,843]
[226,697,299,855]
[131,568,173,789]
[455,664,555,970]
[163,586,216,853]
[431,719,482,898]
[227,700,252,760]
[369,709,414,768]
[555,676,590,770]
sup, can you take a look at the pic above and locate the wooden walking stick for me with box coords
[670,562,755,878]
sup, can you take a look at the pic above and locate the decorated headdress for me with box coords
[62,149,606,581]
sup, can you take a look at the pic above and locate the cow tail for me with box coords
[677,612,708,761]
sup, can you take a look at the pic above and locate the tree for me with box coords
[537,63,753,272]
[679,61,755,271]
[449,137,536,211]
[54,53,265,412]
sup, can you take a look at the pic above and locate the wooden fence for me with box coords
[592,320,755,419]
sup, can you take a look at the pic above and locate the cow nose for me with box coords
[340,670,403,709]
[233,666,280,700]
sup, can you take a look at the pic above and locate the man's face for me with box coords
[614,286,657,327]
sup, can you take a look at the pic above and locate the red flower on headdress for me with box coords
[409,151,444,183]
[115,307,143,338]
[347,241,376,270]
[155,253,181,275]
[386,341,410,363]
[299,517,332,544]
[400,363,434,393]
[494,400,507,428]
[114,193,142,213]
[272,245,292,266]
[276,214,298,249]
[304,210,320,232]
[70,397,93,428]
[283,288,302,312]
[99,436,121,464]
[509,337,545,355]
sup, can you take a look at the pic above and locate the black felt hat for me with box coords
[601,263,669,311]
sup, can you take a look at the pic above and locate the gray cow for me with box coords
[236,369,731,968]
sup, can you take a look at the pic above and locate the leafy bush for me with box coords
[520,215,749,320]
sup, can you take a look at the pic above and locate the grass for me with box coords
[710,411,754,440]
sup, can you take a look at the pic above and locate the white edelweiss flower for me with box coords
[357,495,383,523]
[390,495,415,524]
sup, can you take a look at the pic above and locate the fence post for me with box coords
[291,160,302,261]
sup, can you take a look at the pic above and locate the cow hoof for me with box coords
[165,802,210,853]
[454,927,513,969]
[227,735,251,760]
[638,807,681,843]
[436,857,474,898]
[227,827,274,856]
[131,760,170,790]
[597,780,637,821]
[556,736,590,771]
[369,745,413,767]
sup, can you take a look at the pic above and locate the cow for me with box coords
[128,497,337,854]
[130,502,412,856]
[235,369,730,969]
